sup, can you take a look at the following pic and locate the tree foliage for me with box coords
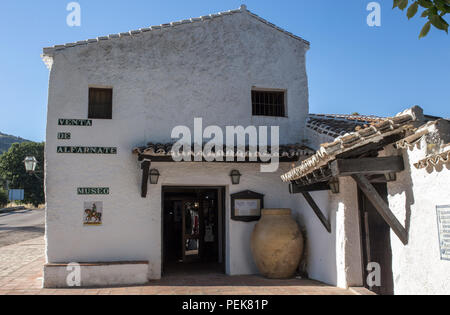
[393,0,450,38]
[0,142,45,207]
[0,189,7,208]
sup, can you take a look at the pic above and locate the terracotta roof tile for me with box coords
[133,143,315,160]
[414,145,450,169]
[281,107,424,182]
[307,114,385,138]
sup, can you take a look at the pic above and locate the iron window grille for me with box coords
[252,90,286,117]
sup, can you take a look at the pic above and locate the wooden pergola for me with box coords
[285,122,416,246]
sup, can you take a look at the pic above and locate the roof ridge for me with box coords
[42,5,309,56]
[308,113,384,119]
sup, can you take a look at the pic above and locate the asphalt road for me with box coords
[0,209,45,247]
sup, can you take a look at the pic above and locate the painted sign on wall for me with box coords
[58,119,92,126]
[436,205,450,261]
[58,132,71,140]
[57,147,117,154]
[78,187,110,195]
[84,201,103,226]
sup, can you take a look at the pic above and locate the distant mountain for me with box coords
[0,132,31,154]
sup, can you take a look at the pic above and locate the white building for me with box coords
[42,5,318,287]
[41,5,450,294]
[283,107,450,295]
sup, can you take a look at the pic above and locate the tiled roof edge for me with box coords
[42,5,309,57]
[281,106,424,182]
[414,146,450,169]
[133,143,315,159]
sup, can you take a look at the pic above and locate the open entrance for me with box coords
[358,183,394,295]
[162,187,226,275]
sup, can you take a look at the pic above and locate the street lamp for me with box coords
[24,156,43,182]
[24,156,38,173]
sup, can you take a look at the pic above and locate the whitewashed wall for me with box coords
[45,158,340,280]
[387,143,450,295]
[43,10,331,284]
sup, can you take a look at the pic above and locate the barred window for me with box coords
[88,88,113,119]
[252,90,286,117]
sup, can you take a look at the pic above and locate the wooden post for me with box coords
[352,174,408,245]
[301,192,331,233]
[141,160,151,198]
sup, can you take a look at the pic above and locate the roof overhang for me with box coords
[133,143,315,163]
[282,106,424,183]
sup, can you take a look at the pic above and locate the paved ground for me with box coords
[0,210,364,296]
[0,235,362,295]
[0,209,45,247]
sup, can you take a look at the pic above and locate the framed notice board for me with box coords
[436,205,450,261]
[231,190,264,222]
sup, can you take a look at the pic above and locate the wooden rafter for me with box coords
[352,174,408,245]
[289,182,330,193]
[330,156,404,177]
[301,192,331,233]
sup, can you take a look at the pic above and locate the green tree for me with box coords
[0,142,45,207]
[393,0,450,38]
[0,189,7,208]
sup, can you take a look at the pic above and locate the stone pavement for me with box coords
[0,236,362,295]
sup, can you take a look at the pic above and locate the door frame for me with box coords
[357,183,394,295]
[161,186,227,276]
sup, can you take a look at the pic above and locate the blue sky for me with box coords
[0,0,449,142]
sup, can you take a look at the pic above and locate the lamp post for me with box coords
[24,156,38,173]
[23,156,43,181]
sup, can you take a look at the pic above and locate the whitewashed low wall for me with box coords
[43,262,149,288]
[387,144,450,295]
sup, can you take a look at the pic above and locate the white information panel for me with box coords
[436,205,450,261]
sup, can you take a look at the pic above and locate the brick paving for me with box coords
[0,236,359,295]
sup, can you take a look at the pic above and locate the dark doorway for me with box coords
[162,187,225,276]
[358,183,394,295]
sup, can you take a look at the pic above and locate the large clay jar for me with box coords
[251,209,304,279]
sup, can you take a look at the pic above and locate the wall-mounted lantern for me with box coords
[149,169,160,185]
[230,170,242,185]
[24,156,38,173]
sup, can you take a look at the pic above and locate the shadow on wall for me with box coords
[293,190,337,285]
[388,149,414,240]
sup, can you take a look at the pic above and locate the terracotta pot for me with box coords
[251,209,303,279]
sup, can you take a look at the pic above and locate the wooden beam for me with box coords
[141,160,151,198]
[331,156,404,177]
[336,134,404,159]
[301,192,331,233]
[352,174,408,245]
[290,182,330,194]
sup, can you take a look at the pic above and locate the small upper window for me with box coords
[89,88,113,119]
[252,90,286,117]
